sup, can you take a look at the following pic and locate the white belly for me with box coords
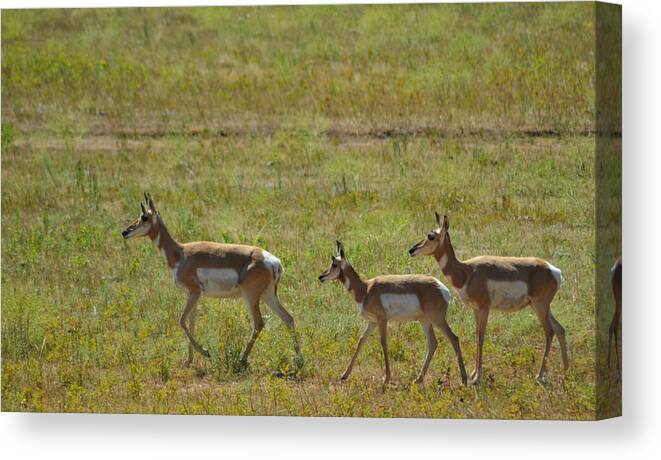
[487,280,529,311]
[196,268,242,298]
[380,293,422,322]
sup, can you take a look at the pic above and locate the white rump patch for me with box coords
[196,268,241,298]
[262,250,284,282]
[435,279,452,305]
[610,260,620,283]
[487,280,529,311]
[380,293,422,322]
[547,262,563,289]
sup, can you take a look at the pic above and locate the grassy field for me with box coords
[1,4,616,419]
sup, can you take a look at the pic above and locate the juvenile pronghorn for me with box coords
[121,193,300,367]
[319,241,467,386]
[608,257,622,376]
[409,213,568,384]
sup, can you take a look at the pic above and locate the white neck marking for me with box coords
[438,254,448,270]
[344,276,352,291]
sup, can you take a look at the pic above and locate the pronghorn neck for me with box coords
[434,233,468,288]
[339,263,367,304]
[148,214,182,269]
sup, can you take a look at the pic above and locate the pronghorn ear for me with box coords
[443,215,450,230]
[435,211,442,228]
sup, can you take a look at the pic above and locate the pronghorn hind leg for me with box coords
[262,284,301,356]
[609,314,621,377]
[549,312,569,371]
[429,311,468,385]
[413,322,437,384]
[614,320,621,378]
[179,291,210,360]
[608,316,614,367]
[240,292,265,365]
[532,302,554,383]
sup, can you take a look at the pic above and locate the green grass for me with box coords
[2,4,595,135]
[1,4,617,419]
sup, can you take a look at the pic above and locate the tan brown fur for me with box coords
[319,241,467,386]
[122,193,300,367]
[409,213,568,384]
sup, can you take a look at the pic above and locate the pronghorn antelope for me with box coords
[318,241,467,386]
[409,213,568,384]
[121,193,300,367]
[608,257,622,376]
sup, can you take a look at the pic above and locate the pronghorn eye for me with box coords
[141,215,148,222]
[428,233,435,241]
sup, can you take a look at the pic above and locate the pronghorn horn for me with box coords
[335,240,345,259]
[145,192,155,211]
[435,211,442,227]
[141,203,146,214]
[443,214,450,230]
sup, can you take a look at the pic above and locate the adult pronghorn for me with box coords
[608,257,622,376]
[409,213,568,384]
[318,241,467,387]
[121,193,300,367]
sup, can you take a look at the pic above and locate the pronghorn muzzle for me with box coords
[408,242,422,256]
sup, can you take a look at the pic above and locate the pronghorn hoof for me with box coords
[340,374,350,381]
[469,376,481,385]
[201,348,211,358]
[413,377,424,385]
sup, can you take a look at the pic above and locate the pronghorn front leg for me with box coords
[179,290,210,359]
[341,322,376,381]
[471,307,489,385]
[377,320,392,386]
[184,306,199,367]
[413,322,437,384]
